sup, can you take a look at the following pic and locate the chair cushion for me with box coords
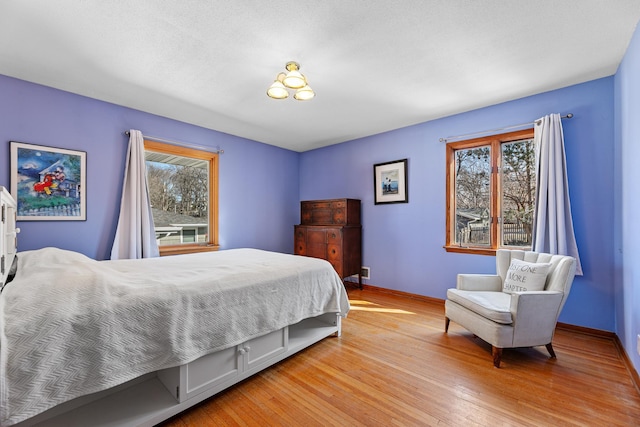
[502,258,551,293]
[446,289,513,324]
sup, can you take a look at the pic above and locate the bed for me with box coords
[0,188,350,427]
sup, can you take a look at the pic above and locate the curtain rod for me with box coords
[124,131,224,154]
[439,113,573,143]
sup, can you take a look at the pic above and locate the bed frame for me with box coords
[15,312,341,427]
[0,186,18,289]
[0,186,344,427]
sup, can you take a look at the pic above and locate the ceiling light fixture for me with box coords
[267,61,315,100]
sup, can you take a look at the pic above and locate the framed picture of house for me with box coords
[373,158,408,204]
[10,141,86,221]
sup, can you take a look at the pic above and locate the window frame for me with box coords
[144,140,219,256]
[445,128,535,255]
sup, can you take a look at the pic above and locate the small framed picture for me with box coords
[373,158,408,204]
[10,141,87,221]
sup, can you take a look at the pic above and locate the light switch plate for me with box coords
[637,334,640,356]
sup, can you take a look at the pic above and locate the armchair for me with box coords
[444,249,577,368]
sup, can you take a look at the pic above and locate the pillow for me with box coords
[503,258,551,293]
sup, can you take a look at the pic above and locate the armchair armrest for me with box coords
[456,274,502,291]
[510,291,564,347]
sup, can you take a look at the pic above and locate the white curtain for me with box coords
[110,129,159,259]
[532,114,582,275]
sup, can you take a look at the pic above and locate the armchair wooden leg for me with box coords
[492,346,503,368]
[545,343,557,359]
[444,317,450,333]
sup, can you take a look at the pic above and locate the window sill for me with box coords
[444,245,533,255]
[159,244,220,257]
[443,245,496,256]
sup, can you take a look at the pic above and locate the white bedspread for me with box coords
[0,247,349,426]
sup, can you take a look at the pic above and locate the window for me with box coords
[445,128,535,255]
[144,140,219,256]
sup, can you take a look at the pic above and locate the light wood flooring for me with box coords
[160,287,640,426]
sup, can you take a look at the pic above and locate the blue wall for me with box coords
[301,77,616,332]
[615,23,640,377]
[0,74,300,260]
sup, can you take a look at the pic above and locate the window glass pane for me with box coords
[182,229,196,243]
[145,152,209,247]
[454,145,491,246]
[501,138,535,247]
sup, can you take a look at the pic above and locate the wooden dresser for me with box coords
[294,199,362,287]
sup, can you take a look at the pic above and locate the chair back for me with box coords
[496,249,577,312]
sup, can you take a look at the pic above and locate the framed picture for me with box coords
[10,141,86,221]
[373,158,408,204]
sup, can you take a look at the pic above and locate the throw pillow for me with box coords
[503,258,551,293]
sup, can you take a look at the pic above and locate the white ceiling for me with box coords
[1,1,639,152]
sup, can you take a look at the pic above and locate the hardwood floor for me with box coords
[160,287,640,426]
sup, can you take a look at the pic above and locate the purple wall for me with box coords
[0,74,300,260]
[615,23,640,375]
[301,77,616,332]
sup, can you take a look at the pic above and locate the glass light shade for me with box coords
[294,85,315,101]
[282,70,306,89]
[267,80,289,99]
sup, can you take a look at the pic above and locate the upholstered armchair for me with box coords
[444,249,577,368]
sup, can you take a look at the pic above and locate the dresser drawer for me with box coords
[306,228,328,259]
[300,199,360,226]
[308,201,331,209]
[307,229,327,245]
[295,240,306,255]
[332,207,346,224]
[327,244,341,261]
[301,201,330,225]
[327,229,342,243]
[294,226,306,254]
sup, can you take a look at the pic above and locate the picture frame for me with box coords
[10,141,86,221]
[373,158,408,204]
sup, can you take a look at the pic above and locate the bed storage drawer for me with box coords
[158,327,288,403]
[183,345,240,401]
[244,327,287,372]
